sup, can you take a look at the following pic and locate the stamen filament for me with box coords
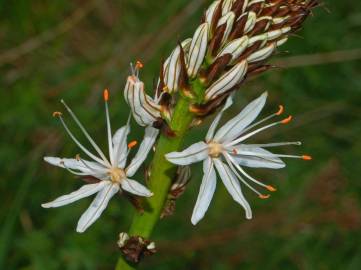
[242,141,302,148]
[61,100,111,167]
[104,89,115,166]
[223,155,264,197]
[226,120,281,147]
[56,114,108,166]
[233,150,311,160]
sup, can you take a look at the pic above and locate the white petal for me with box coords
[218,36,249,61]
[213,159,252,219]
[205,95,233,141]
[112,124,130,168]
[244,11,257,33]
[165,141,209,166]
[41,181,107,208]
[126,127,159,177]
[121,179,153,197]
[232,145,286,169]
[214,92,267,143]
[247,43,276,63]
[206,0,221,26]
[44,157,102,173]
[187,23,209,78]
[164,45,181,93]
[221,0,234,15]
[191,158,217,225]
[76,182,119,233]
[217,11,235,45]
[205,60,247,101]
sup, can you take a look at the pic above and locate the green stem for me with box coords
[115,97,195,270]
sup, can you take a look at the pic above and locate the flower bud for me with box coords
[205,60,248,101]
[187,23,210,78]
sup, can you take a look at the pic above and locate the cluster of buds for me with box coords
[124,0,318,130]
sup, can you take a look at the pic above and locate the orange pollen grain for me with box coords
[53,111,62,117]
[302,155,312,160]
[266,185,277,192]
[128,140,138,149]
[276,105,284,115]
[259,194,271,199]
[281,115,292,124]
[103,89,109,101]
[136,60,144,69]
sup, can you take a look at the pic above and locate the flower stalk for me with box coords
[115,89,199,270]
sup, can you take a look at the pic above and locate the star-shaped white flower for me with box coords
[42,90,157,233]
[166,92,311,225]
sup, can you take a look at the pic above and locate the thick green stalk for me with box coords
[115,96,195,270]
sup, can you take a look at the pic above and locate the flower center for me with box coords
[109,167,126,184]
[208,142,223,158]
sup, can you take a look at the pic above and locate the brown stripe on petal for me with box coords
[205,53,232,85]
[208,24,227,56]
[211,0,223,34]
[178,43,190,91]
[231,0,246,17]
[249,17,272,36]
[228,13,248,40]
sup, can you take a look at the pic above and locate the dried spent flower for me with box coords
[118,234,157,263]
[166,92,312,225]
[42,90,157,233]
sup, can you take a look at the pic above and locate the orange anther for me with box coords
[259,194,271,199]
[128,140,138,149]
[135,60,144,69]
[276,105,284,115]
[103,89,109,101]
[266,185,277,192]
[232,148,238,155]
[281,115,292,124]
[302,155,312,160]
[52,111,62,117]
[75,154,81,161]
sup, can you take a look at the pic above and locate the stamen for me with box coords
[61,100,111,167]
[135,60,144,69]
[234,107,287,139]
[244,142,302,148]
[276,105,284,115]
[234,150,311,160]
[103,89,109,101]
[104,92,114,165]
[266,185,277,192]
[128,140,138,149]
[226,153,275,190]
[53,111,62,117]
[226,120,281,147]
[224,155,264,196]
[281,115,292,124]
[259,194,271,199]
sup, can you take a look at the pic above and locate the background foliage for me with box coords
[1,0,361,269]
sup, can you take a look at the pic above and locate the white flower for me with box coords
[42,90,157,233]
[124,61,162,127]
[166,92,311,225]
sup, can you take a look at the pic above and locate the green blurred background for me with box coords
[1,0,361,269]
